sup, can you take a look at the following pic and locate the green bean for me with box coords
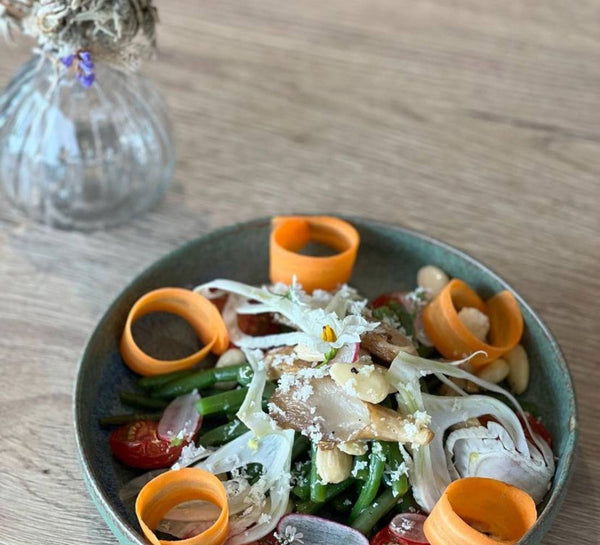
[195,387,249,416]
[137,368,198,390]
[237,365,254,386]
[292,482,310,501]
[292,435,311,462]
[297,479,355,514]
[197,419,249,447]
[119,392,169,411]
[351,487,401,535]
[350,442,385,521]
[245,463,264,485]
[295,499,320,514]
[152,364,250,399]
[309,444,327,503]
[351,453,370,481]
[98,412,162,428]
[382,442,409,498]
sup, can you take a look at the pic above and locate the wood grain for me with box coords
[0,1,598,543]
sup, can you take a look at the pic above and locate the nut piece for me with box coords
[214,348,246,389]
[476,358,509,384]
[458,307,490,342]
[329,362,390,404]
[417,265,449,297]
[316,445,353,484]
[505,344,530,394]
[338,441,368,455]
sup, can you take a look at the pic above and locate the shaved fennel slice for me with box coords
[194,430,294,544]
[389,351,550,463]
[403,392,534,512]
[180,347,293,544]
[446,422,554,503]
[388,352,553,512]
[237,348,280,437]
[195,279,378,353]
[221,295,311,349]
[118,445,213,504]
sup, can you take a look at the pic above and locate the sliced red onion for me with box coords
[158,390,201,443]
[331,342,360,364]
[277,514,369,545]
[389,513,429,544]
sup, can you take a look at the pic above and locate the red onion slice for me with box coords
[331,342,360,364]
[158,390,201,443]
[277,514,369,545]
[389,513,429,544]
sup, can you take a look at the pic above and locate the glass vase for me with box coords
[0,55,175,230]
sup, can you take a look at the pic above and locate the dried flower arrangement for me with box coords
[0,0,158,86]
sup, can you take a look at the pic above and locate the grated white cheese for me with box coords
[351,459,368,477]
[258,512,272,525]
[171,443,208,470]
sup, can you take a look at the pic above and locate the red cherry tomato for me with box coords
[109,419,187,469]
[370,291,406,309]
[371,513,429,545]
[237,313,280,336]
[519,412,553,448]
[209,294,228,313]
[371,527,402,545]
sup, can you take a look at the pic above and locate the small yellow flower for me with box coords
[321,324,337,343]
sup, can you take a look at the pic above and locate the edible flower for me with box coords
[61,50,95,88]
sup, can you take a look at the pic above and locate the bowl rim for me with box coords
[73,215,578,545]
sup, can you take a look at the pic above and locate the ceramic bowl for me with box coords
[74,217,577,545]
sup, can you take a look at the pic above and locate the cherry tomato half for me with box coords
[237,313,280,336]
[370,291,407,309]
[109,419,186,469]
[519,412,553,448]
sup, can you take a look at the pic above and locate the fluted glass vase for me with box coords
[0,56,175,230]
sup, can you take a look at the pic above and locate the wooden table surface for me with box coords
[1,1,598,543]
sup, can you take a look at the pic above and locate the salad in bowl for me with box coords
[100,216,556,545]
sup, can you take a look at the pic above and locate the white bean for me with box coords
[417,265,450,297]
[214,348,246,390]
[505,344,530,394]
[458,306,490,342]
[329,362,389,404]
[476,358,509,384]
[316,445,352,484]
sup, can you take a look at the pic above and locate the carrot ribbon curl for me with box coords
[269,216,360,292]
[136,468,229,545]
[121,288,229,376]
[422,279,523,368]
[424,477,537,545]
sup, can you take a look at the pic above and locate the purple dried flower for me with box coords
[61,51,97,88]
[78,59,95,75]
[77,72,96,89]
[61,54,75,68]
[78,51,92,63]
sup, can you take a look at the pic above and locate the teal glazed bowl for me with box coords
[73,217,578,545]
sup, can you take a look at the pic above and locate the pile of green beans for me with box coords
[102,360,413,538]
[99,362,257,431]
[288,439,411,535]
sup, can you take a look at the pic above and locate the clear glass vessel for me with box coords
[0,56,175,230]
